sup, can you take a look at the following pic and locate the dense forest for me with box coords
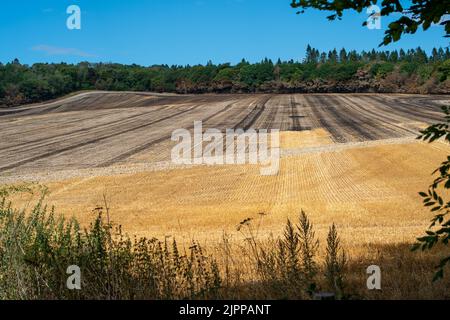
[1,46,449,107]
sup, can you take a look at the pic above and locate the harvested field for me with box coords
[2,91,450,298]
[1,92,449,235]
[0,93,449,242]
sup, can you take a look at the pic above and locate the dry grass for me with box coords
[280,129,333,148]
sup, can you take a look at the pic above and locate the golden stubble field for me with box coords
[9,131,449,252]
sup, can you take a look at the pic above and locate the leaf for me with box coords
[433,269,444,282]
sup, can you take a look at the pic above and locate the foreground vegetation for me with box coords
[0,186,449,300]
[1,46,449,107]
[415,106,450,281]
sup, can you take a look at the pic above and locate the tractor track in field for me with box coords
[0,105,175,152]
[97,100,239,167]
[233,104,265,130]
[289,95,302,131]
[233,95,272,130]
[261,96,280,130]
[369,95,442,123]
[325,95,380,141]
[0,103,206,171]
[339,95,419,137]
[304,95,351,143]
[389,95,446,117]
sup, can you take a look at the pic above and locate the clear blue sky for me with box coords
[1,0,448,66]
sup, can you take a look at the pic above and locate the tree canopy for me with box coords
[0,46,450,106]
[1,46,448,107]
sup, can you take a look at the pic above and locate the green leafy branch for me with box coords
[413,105,450,281]
[290,0,449,46]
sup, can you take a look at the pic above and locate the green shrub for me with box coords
[239,212,347,300]
[0,197,221,300]
[437,59,450,81]
[400,62,419,75]
[370,63,395,78]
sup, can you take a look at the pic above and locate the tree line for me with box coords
[1,46,449,107]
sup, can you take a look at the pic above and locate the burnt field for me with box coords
[0,91,448,178]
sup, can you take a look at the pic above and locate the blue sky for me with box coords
[0,0,448,66]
